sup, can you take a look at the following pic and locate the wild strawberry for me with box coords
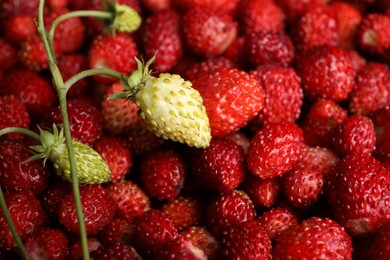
[0,139,50,195]
[182,6,238,57]
[189,138,245,193]
[132,209,179,257]
[326,154,390,236]
[155,237,207,260]
[47,0,69,10]
[0,0,39,20]
[192,68,264,137]
[241,175,281,209]
[302,98,348,147]
[245,30,295,68]
[90,243,141,260]
[247,122,304,179]
[272,217,353,259]
[224,131,250,154]
[349,62,390,116]
[250,65,303,124]
[370,105,390,160]
[330,1,362,50]
[88,33,138,84]
[184,56,238,82]
[126,127,168,158]
[4,14,36,44]
[292,4,339,53]
[59,185,116,234]
[238,0,285,35]
[141,0,172,13]
[206,190,256,237]
[98,218,133,246]
[68,238,102,260]
[347,49,367,72]
[29,126,111,184]
[49,98,102,146]
[162,196,203,231]
[41,178,72,218]
[141,9,183,72]
[0,39,18,71]
[93,135,132,182]
[140,149,185,201]
[110,56,211,148]
[0,95,30,140]
[0,192,47,250]
[222,36,246,67]
[179,226,219,259]
[356,13,390,55]
[24,228,69,260]
[0,70,56,119]
[257,204,299,239]
[332,115,376,156]
[297,145,339,176]
[296,45,355,102]
[276,0,328,22]
[57,54,89,97]
[106,180,151,221]
[220,219,272,260]
[173,0,240,16]
[367,223,390,260]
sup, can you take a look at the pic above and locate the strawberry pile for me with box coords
[1,0,390,259]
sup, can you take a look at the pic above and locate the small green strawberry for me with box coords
[104,0,142,33]
[109,54,212,148]
[27,125,111,184]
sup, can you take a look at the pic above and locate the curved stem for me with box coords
[48,10,113,56]
[0,127,40,141]
[64,69,125,92]
[37,0,55,63]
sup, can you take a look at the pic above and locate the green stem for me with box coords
[48,10,113,57]
[64,69,125,92]
[38,1,90,259]
[0,127,40,141]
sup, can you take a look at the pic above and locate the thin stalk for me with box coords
[48,10,113,58]
[0,127,40,141]
[64,69,124,92]
[37,0,90,259]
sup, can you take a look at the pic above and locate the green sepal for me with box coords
[107,91,130,100]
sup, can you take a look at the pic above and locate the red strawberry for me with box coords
[132,209,179,257]
[140,149,186,201]
[4,14,36,44]
[88,33,139,84]
[41,178,72,218]
[292,4,339,53]
[179,226,219,259]
[242,175,281,209]
[326,154,390,236]
[302,98,348,147]
[245,30,295,67]
[276,0,328,22]
[224,131,250,154]
[189,138,245,193]
[346,49,367,73]
[0,70,56,119]
[184,56,238,82]
[101,82,142,135]
[141,9,183,72]
[0,38,18,70]
[296,45,355,102]
[90,243,141,260]
[257,204,299,239]
[0,0,39,20]
[220,219,272,260]
[162,196,203,231]
[192,68,264,137]
[154,237,207,260]
[206,190,256,237]
[0,95,30,140]
[349,62,390,116]
[182,6,238,57]
[141,0,171,13]
[0,139,50,195]
[247,122,304,179]
[126,127,168,158]
[238,0,285,35]
[296,145,339,176]
[222,36,246,67]
[57,54,89,97]
[0,192,48,250]
[47,0,69,10]
[93,135,132,182]
[332,115,376,156]
[356,13,390,55]
[49,98,102,146]
[24,228,69,260]
[367,223,390,260]
[249,65,303,124]
[68,238,102,260]
[370,105,390,160]
[272,217,353,259]
[59,185,116,235]
[98,218,133,246]
[106,180,150,221]
[173,0,240,16]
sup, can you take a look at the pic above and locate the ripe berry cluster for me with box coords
[0,0,390,259]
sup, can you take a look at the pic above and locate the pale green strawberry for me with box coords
[104,1,141,33]
[109,55,212,148]
[27,125,111,184]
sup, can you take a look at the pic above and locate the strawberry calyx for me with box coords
[104,0,142,33]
